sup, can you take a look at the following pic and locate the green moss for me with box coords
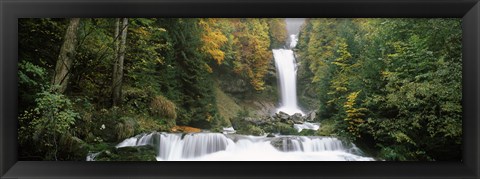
[317,119,336,136]
[233,124,264,136]
[214,85,241,125]
[298,129,316,136]
[264,122,297,135]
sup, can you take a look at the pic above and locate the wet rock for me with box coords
[290,113,304,124]
[270,138,284,150]
[252,101,276,116]
[276,111,290,122]
[306,110,317,122]
[286,120,295,125]
[270,137,300,152]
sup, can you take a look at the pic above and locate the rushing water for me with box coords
[95,19,375,162]
[112,132,374,161]
[273,34,304,115]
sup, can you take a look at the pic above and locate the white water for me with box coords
[116,132,155,148]
[288,34,298,48]
[294,122,320,132]
[273,34,304,115]
[109,132,374,161]
[222,127,236,134]
[97,19,375,162]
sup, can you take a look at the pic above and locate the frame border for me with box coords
[1,0,479,178]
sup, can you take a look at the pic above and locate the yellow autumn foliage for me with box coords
[199,18,228,64]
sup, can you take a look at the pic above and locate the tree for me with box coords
[199,18,228,65]
[232,18,272,90]
[52,18,80,93]
[267,18,288,48]
[112,18,128,106]
[296,18,462,160]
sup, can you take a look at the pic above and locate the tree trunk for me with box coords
[112,18,128,106]
[52,18,80,93]
[112,18,120,103]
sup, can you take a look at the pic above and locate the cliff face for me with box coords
[213,58,279,122]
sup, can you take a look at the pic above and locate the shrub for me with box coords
[150,95,177,120]
[28,90,80,160]
[298,129,316,136]
[240,124,264,136]
[264,122,297,135]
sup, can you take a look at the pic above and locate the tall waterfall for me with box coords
[273,34,303,115]
[95,19,375,162]
[110,132,374,161]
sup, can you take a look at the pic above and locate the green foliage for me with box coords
[316,119,337,136]
[267,18,288,48]
[18,17,462,161]
[297,18,462,161]
[229,111,249,131]
[18,61,47,88]
[263,122,297,135]
[160,18,219,129]
[32,90,79,133]
[242,125,265,136]
[18,61,48,112]
[218,18,273,91]
[298,129,316,136]
[214,84,240,125]
[23,89,80,160]
[18,18,221,160]
[343,91,368,139]
[124,18,168,103]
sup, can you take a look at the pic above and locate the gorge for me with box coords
[90,19,375,161]
[18,17,463,162]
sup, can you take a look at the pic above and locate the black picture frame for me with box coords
[1,0,479,178]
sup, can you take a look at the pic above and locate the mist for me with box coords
[285,18,305,35]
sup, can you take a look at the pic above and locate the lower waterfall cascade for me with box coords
[86,19,375,162]
[95,132,375,161]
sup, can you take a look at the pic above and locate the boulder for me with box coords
[306,110,317,122]
[260,116,275,126]
[270,138,284,150]
[286,120,295,125]
[252,101,276,116]
[290,113,304,124]
[244,117,266,125]
[270,137,300,152]
[276,111,290,122]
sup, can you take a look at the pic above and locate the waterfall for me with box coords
[273,34,303,115]
[278,137,345,152]
[293,122,321,132]
[108,132,374,161]
[116,133,155,148]
[94,19,376,162]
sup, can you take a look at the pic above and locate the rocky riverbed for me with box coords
[230,111,319,136]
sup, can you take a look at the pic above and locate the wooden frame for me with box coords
[1,0,479,178]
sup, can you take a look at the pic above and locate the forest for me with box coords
[18,18,462,161]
